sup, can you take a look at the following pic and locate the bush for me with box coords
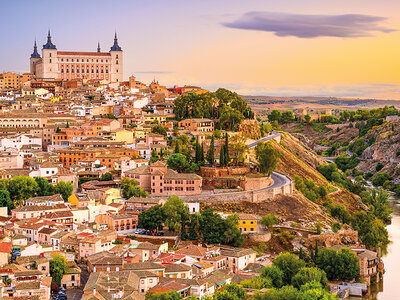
[315,248,360,281]
[332,222,341,233]
[294,176,327,202]
[372,172,391,186]
[376,163,384,172]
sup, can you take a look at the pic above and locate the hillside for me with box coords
[202,193,334,224]
[357,119,400,181]
[282,123,359,151]
[244,95,400,111]
[272,133,365,213]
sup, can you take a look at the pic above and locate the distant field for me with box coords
[242,95,400,112]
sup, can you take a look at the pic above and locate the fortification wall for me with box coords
[183,173,294,203]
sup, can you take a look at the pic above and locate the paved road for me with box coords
[268,172,290,190]
[248,132,282,148]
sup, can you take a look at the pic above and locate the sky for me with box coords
[1,0,400,99]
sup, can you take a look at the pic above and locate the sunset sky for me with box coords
[1,0,400,98]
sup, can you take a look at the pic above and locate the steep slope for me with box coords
[272,133,329,187]
[202,193,334,224]
[272,133,365,213]
[358,119,400,181]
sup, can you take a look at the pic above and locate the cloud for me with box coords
[222,12,396,38]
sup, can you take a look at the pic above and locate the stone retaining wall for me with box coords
[183,173,294,203]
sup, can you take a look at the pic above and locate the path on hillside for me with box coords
[247,132,282,148]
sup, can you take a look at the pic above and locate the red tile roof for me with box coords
[0,242,12,253]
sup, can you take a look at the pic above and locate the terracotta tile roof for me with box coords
[124,262,165,271]
[238,214,258,220]
[163,263,191,273]
[0,242,12,253]
[175,245,214,258]
[87,251,123,265]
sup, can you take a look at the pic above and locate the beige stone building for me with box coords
[30,31,123,83]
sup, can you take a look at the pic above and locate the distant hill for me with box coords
[242,95,400,111]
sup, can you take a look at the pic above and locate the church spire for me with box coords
[110,32,122,51]
[97,41,101,53]
[31,40,41,58]
[43,29,57,49]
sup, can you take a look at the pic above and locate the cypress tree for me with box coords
[206,135,215,166]
[299,247,304,260]
[195,138,200,163]
[220,145,226,167]
[224,133,230,165]
[314,240,319,262]
[200,142,205,164]
[174,141,180,154]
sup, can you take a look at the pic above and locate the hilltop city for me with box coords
[0,32,394,300]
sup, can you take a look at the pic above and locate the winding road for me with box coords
[248,132,282,148]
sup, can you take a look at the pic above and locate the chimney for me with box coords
[93,287,96,296]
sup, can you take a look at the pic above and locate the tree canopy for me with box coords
[315,247,360,281]
[255,142,279,176]
[120,177,148,199]
[50,254,69,286]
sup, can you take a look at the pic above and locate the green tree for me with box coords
[220,145,226,167]
[194,138,203,165]
[260,265,284,288]
[268,110,281,122]
[200,209,227,244]
[0,190,13,213]
[273,253,306,285]
[34,177,55,196]
[351,211,388,248]
[167,153,190,173]
[224,214,244,247]
[224,133,230,164]
[100,172,113,181]
[138,205,165,231]
[280,111,294,123]
[163,196,189,232]
[207,135,215,165]
[54,181,74,201]
[200,142,205,163]
[50,254,69,286]
[255,142,279,176]
[146,290,181,300]
[315,247,360,280]
[214,283,247,300]
[152,125,168,136]
[120,177,148,199]
[230,135,248,166]
[260,213,278,230]
[188,212,203,240]
[174,141,180,154]
[304,114,311,123]
[8,176,40,206]
[369,189,392,223]
[150,149,159,163]
[241,277,273,289]
[291,267,328,289]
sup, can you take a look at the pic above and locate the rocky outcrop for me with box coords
[363,120,400,162]
[239,119,261,139]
